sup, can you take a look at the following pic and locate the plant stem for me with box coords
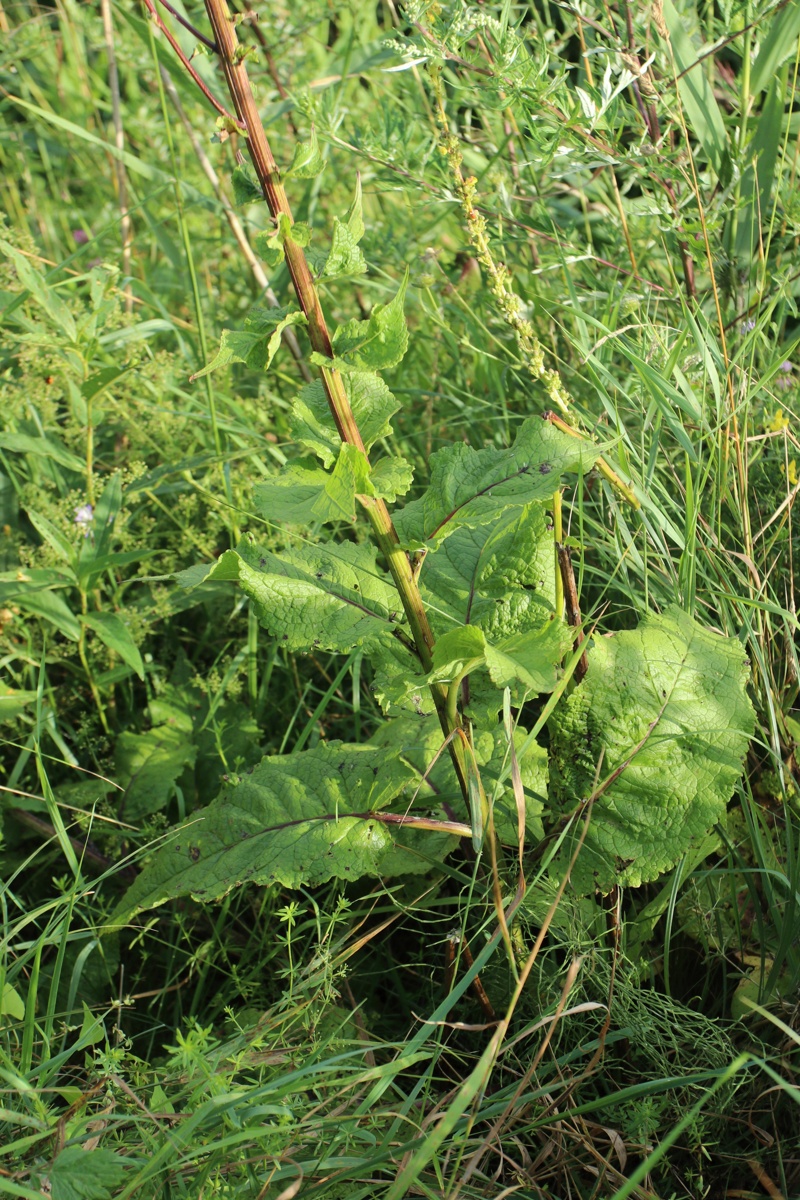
[199,0,469,797]
[552,488,564,620]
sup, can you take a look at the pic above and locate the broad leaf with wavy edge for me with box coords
[291,372,400,469]
[175,539,403,654]
[548,606,755,893]
[394,418,599,551]
[107,739,418,928]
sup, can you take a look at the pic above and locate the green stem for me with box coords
[78,589,109,734]
[446,660,483,732]
[200,0,470,801]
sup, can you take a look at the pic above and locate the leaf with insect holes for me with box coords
[105,736,420,927]
[395,418,599,551]
[175,538,402,655]
[421,502,555,633]
[291,372,400,468]
[548,606,755,894]
[311,271,409,372]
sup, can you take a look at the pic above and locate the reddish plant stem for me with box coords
[199,0,469,799]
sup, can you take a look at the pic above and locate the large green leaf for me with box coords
[107,740,418,926]
[548,606,755,894]
[176,539,402,655]
[421,502,555,630]
[394,418,598,551]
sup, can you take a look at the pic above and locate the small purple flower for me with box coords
[74,503,94,536]
[740,319,756,335]
[776,361,795,392]
[73,229,89,245]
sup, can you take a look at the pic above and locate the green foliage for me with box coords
[180,539,401,653]
[291,371,400,465]
[49,1146,127,1200]
[549,607,756,893]
[2,0,800,1195]
[395,418,598,550]
[320,270,410,371]
[108,734,419,927]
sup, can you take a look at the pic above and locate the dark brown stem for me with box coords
[556,542,589,684]
[142,0,242,128]
[155,0,217,51]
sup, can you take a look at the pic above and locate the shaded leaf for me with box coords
[0,432,84,472]
[660,0,730,185]
[231,162,262,205]
[421,503,555,631]
[116,725,197,821]
[50,1146,126,1200]
[81,612,145,680]
[751,1,800,94]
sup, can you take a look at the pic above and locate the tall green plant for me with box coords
[110,0,755,930]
